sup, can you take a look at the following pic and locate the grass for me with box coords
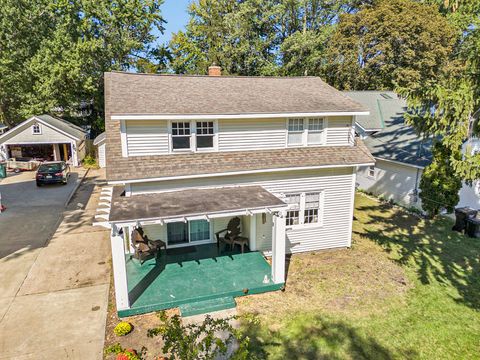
[237,193,480,359]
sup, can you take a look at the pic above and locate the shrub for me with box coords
[82,154,98,169]
[147,311,250,360]
[114,321,133,336]
[105,343,142,360]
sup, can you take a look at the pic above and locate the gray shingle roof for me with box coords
[345,91,432,168]
[105,72,368,116]
[106,139,374,182]
[35,114,86,140]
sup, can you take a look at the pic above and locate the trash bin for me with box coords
[452,207,477,233]
[466,217,480,238]
[0,163,6,179]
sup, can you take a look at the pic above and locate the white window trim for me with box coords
[284,190,325,229]
[367,165,376,179]
[32,123,42,135]
[285,117,327,147]
[168,120,218,153]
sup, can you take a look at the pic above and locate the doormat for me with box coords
[167,246,198,256]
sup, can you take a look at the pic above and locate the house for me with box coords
[98,68,374,317]
[0,115,87,166]
[93,132,106,168]
[347,91,480,210]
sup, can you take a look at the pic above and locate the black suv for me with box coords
[36,161,70,186]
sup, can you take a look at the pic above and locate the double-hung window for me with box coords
[287,117,325,146]
[171,122,191,150]
[171,121,216,152]
[196,121,214,149]
[284,191,323,227]
[368,165,376,179]
[287,119,304,146]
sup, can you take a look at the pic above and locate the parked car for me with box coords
[36,161,70,186]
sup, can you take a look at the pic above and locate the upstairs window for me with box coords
[287,117,325,146]
[368,165,376,179]
[172,122,191,150]
[196,121,214,149]
[284,191,323,227]
[307,118,324,144]
[32,123,41,135]
[287,119,304,146]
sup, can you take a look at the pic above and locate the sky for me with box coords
[155,0,191,45]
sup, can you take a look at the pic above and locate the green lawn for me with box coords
[238,193,480,359]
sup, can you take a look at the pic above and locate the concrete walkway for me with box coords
[0,169,111,359]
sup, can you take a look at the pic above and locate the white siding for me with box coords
[356,159,422,208]
[3,122,74,144]
[98,143,106,168]
[326,116,354,146]
[125,120,169,156]
[218,118,286,151]
[131,167,355,254]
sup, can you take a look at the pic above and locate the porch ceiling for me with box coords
[109,185,287,224]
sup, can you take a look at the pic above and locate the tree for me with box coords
[0,0,165,132]
[419,142,463,217]
[401,0,480,182]
[323,0,457,90]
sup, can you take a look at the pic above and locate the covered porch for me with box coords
[102,185,289,317]
[121,243,282,317]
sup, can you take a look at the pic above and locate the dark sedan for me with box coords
[36,161,70,186]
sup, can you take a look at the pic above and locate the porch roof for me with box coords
[108,185,287,224]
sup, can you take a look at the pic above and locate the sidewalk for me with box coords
[0,169,111,359]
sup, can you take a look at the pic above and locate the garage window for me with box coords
[32,123,41,135]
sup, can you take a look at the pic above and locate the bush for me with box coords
[105,343,142,360]
[82,154,98,169]
[147,311,250,360]
[114,322,133,336]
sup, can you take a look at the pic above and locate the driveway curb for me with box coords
[64,168,90,207]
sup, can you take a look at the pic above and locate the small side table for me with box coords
[232,236,249,253]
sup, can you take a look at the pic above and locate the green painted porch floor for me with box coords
[119,244,283,317]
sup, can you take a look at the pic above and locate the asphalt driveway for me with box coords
[0,170,80,258]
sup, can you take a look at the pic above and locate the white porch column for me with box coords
[249,214,257,251]
[70,142,78,167]
[110,228,130,311]
[272,211,286,284]
[53,144,61,161]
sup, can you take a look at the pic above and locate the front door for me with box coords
[167,220,211,247]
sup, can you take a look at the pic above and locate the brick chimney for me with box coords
[208,64,221,76]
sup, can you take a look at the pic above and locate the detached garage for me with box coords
[0,115,86,167]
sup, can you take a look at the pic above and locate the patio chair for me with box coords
[215,217,242,250]
[131,227,167,264]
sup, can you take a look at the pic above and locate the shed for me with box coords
[0,115,86,166]
[93,132,106,168]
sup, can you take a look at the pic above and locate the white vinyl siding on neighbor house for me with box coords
[357,159,422,208]
[122,116,355,156]
[125,120,169,156]
[130,167,356,254]
[2,121,75,144]
[98,143,106,168]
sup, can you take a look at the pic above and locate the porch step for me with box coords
[179,296,236,317]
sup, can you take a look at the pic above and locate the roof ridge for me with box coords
[107,71,321,80]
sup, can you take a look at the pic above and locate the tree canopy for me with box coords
[0,0,165,132]
[323,0,457,90]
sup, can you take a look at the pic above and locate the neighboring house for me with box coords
[0,115,86,166]
[98,68,374,317]
[346,91,480,210]
[93,132,106,168]
[0,123,7,135]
